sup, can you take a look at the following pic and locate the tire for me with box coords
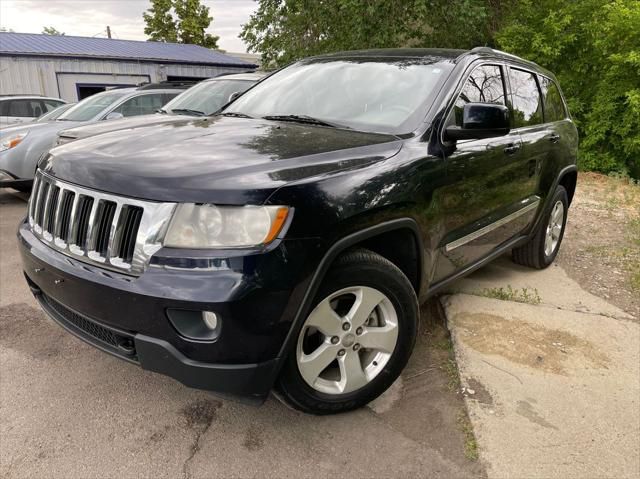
[277,248,418,415]
[512,185,568,269]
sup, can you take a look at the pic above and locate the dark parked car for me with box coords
[19,48,578,414]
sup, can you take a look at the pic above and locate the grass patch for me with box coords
[457,410,479,461]
[441,357,461,391]
[474,285,541,305]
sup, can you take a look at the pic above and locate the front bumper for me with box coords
[0,169,31,189]
[19,220,321,402]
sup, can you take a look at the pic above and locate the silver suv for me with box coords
[0,85,184,191]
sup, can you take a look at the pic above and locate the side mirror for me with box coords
[445,103,510,141]
[228,91,241,102]
[104,111,124,121]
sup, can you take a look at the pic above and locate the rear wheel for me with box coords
[512,185,568,269]
[277,249,418,415]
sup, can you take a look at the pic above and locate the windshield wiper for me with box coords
[221,111,254,119]
[262,114,351,129]
[170,108,205,117]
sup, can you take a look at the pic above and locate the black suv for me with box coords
[19,48,578,414]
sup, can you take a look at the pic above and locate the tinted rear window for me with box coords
[509,68,543,128]
[539,77,567,122]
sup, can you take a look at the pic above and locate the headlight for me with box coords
[0,132,28,152]
[164,204,290,249]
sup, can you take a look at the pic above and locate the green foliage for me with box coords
[143,0,219,49]
[42,26,64,36]
[240,0,503,69]
[496,0,640,177]
[144,0,178,42]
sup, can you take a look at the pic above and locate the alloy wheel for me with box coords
[544,200,564,257]
[296,286,399,395]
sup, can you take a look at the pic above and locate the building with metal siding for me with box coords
[0,32,257,101]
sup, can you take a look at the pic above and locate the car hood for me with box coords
[42,116,403,204]
[59,113,193,141]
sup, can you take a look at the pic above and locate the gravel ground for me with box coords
[556,172,640,320]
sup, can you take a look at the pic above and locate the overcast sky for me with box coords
[0,0,257,52]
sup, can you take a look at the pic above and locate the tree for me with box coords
[42,26,65,35]
[239,0,503,69]
[174,0,219,49]
[143,0,218,49]
[144,0,178,42]
[496,0,640,176]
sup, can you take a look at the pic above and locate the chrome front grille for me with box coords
[29,171,175,275]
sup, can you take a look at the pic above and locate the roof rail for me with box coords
[136,80,200,90]
[470,46,533,63]
[470,46,494,54]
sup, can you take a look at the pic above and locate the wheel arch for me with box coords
[276,218,424,362]
[529,164,577,240]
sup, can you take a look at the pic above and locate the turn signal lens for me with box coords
[0,132,28,152]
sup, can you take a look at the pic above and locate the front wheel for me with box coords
[512,185,569,269]
[277,249,418,415]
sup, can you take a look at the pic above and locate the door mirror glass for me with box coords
[104,111,124,121]
[445,103,510,140]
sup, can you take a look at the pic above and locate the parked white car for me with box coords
[0,95,66,127]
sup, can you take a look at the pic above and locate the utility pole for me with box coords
[106,26,112,39]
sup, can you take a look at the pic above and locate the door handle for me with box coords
[548,133,560,143]
[504,144,521,155]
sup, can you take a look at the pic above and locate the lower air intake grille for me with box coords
[40,293,138,362]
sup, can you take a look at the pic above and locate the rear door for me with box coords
[0,99,41,125]
[434,63,539,281]
[537,76,578,182]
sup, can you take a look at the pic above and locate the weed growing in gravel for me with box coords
[475,285,542,305]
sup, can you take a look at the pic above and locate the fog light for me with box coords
[166,309,221,341]
[202,311,218,330]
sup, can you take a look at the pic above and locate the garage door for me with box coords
[56,73,151,101]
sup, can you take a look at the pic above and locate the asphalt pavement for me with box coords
[0,188,483,479]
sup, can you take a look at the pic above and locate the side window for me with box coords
[509,68,543,127]
[6,99,36,117]
[0,101,8,116]
[112,94,165,117]
[539,77,567,123]
[162,92,179,105]
[43,100,64,113]
[450,65,506,127]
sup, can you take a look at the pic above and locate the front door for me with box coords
[433,63,538,281]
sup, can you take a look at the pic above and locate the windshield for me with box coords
[164,79,256,115]
[227,58,454,134]
[37,103,74,122]
[59,90,129,122]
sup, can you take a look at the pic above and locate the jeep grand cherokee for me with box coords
[19,48,578,414]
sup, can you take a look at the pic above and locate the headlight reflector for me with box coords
[0,132,28,152]
[164,204,290,249]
